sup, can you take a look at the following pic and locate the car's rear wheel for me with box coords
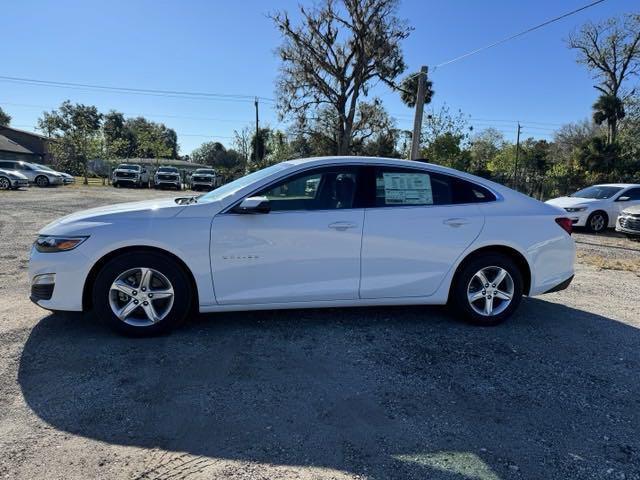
[92,251,193,336]
[35,175,49,187]
[0,176,10,190]
[586,211,607,233]
[450,254,523,326]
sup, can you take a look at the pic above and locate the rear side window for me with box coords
[373,167,495,207]
[620,188,640,201]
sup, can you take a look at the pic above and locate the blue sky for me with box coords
[2,0,637,155]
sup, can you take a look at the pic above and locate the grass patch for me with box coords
[577,251,640,274]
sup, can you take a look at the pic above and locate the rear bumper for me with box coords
[543,275,574,294]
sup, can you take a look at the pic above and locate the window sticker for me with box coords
[382,172,433,205]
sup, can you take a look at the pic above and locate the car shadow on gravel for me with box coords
[18,299,640,479]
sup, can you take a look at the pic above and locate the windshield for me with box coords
[198,163,291,203]
[158,167,178,173]
[118,164,140,171]
[571,186,623,199]
[195,169,215,175]
[33,163,54,172]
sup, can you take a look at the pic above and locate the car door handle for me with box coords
[443,218,471,227]
[328,222,357,231]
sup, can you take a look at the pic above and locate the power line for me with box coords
[0,101,269,124]
[0,75,276,103]
[433,0,606,69]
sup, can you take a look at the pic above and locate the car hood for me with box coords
[0,169,27,179]
[622,204,640,215]
[40,198,186,235]
[35,169,61,176]
[545,196,602,208]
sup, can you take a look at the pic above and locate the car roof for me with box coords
[593,183,640,188]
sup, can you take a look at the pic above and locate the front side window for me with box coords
[374,167,495,207]
[619,188,640,201]
[256,166,361,212]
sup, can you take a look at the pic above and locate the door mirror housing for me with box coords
[617,195,631,202]
[234,196,270,214]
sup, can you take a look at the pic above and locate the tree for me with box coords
[271,0,411,154]
[469,128,505,177]
[103,110,134,159]
[191,141,246,180]
[124,117,177,159]
[37,101,102,184]
[592,93,625,144]
[568,13,640,98]
[397,70,434,108]
[421,104,473,148]
[0,107,10,126]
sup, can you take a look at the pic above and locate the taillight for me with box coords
[555,217,572,235]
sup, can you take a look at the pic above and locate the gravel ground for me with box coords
[1,185,640,480]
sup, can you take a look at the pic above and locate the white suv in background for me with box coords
[546,184,640,233]
[153,166,182,190]
[112,164,150,188]
[0,160,64,187]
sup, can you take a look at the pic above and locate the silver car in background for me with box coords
[616,205,640,239]
[32,163,75,185]
[0,168,29,190]
[0,160,64,187]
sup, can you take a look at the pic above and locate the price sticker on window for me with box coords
[382,172,433,205]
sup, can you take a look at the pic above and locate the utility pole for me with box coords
[409,66,428,160]
[513,122,522,190]
[254,97,260,164]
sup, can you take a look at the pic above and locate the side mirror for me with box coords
[617,196,631,202]
[234,196,270,214]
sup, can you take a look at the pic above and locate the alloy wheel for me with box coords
[590,214,605,232]
[36,176,49,187]
[108,267,175,327]
[467,266,515,316]
[0,177,10,190]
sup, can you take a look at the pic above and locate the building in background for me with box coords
[0,126,53,164]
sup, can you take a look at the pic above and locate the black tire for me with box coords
[0,176,10,190]
[35,175,49,188]
[176,183,182,191]
[586,211,608,233]
[113,181,119,188]
[450,253,524,326]
[92,251,193,336]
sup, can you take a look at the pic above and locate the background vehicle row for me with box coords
[0,160,70,188]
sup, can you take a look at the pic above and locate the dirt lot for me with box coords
[1,185,640,480]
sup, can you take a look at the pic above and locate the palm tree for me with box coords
[592,94,625,144]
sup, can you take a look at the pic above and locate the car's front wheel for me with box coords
[0,176,10,190]
[450,253,523,326]
[586,211,608,233]
[92,251,193,336]
[35,175,49,187]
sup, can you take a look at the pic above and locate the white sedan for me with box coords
[29,157,575,335]
[546,184,640,233]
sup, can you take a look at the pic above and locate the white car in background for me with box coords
[0,160,64,187]
[28,156,575,336]
[0,168,29,190]
[32,163,75,185]
[616,205,640,239]
[546,184,640,233]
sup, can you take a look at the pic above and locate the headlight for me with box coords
[34,235,88,253]
[565,207,587,213]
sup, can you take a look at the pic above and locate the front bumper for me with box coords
[10,178,29,188]
[563,211,589,227]
[62,177,75,185]
[28,246,90,311]
[113,176,140,184]
[155,178,181,186]
[616,215,640,236]
[49,177,64,185]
